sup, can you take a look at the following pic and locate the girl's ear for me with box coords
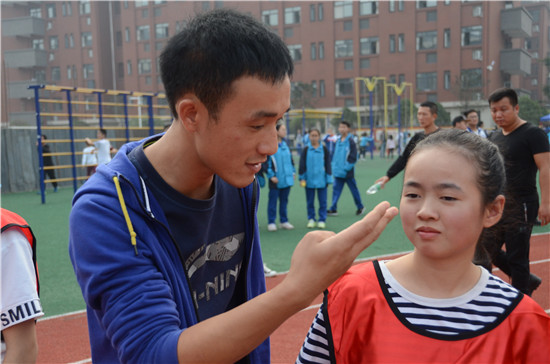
[483,195,505,228]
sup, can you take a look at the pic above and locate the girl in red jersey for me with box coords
[297,129,550,364]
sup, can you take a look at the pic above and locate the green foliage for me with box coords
[291,82,317,109]
[339,107,357,128]
[391,99,417,128]
[435,102,450,126]
[518,96,549,125]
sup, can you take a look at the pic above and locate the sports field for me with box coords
[2,154,548,363]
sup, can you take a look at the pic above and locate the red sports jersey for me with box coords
[326,262,550,363]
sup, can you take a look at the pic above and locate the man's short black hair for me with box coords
[452,116,465,127]
[488,87,518,107]
[419,101,438,115]
[160,9,294,120]
[463,109,478,117]
[340,120,351,128]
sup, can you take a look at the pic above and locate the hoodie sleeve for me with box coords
[344,137,358,171]
[299,147,307,178]
[68,176,188,364]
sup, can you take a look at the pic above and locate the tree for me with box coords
[291,82,317,109]
[391,98,417,129]
[435,102,450,126]
[518,95,549,125]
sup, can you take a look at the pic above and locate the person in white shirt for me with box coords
[85,129,116,165]
[81,145,97,178]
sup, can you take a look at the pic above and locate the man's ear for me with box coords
[176,97,200,132]
[483,195,505,228]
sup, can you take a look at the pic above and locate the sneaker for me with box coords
[307,219,316,228]
[53,186,58,193]
[527,273,542,296]
[317,221,326,229]
[267,223,277,232]
[280,222,295,230]
[356,207,365,216]
[327,209,338,216]
[263,264,277,277]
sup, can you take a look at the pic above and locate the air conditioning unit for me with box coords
[472,49,482,61]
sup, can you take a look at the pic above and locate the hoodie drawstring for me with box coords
[113,175,138,255]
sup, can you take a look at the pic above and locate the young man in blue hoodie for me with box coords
[327,121,365,216]
[68,9,397,364]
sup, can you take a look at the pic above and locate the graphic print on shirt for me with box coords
[185,233,245,303]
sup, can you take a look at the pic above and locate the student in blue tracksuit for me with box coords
[327,121,365,216]
[299,128,332,229]
[68,9,398,364]
[266,123,295,231]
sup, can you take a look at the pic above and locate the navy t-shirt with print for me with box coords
[128,142,247,321]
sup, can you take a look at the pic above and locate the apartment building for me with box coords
[2,0,549,126]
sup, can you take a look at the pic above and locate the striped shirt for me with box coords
[296,261,519,364]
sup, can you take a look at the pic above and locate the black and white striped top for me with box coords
[296,261,520,364]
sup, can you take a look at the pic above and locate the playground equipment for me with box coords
[354,77,414,158]
[285,108,343,134]
[29,84,172,204]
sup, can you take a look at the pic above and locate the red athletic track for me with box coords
[35,234,549,364]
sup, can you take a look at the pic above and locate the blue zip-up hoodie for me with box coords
[68,136,268,364]
[267,140,295,189]
[298,145,333,188]
[331,134,358,179]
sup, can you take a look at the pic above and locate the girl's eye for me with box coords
[441,196,457,201]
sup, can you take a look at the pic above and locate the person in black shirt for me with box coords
[374,101,440,188]
[38,134,58,192]
[482,88,550,296]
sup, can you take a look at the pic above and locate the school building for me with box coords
[2,0,549,127]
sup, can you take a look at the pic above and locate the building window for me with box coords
[444,28,451,48]
[30,8,42,18]
[444,70,450,90]
[320,80,325,97]
[81,32,92,47]
[426,10,436,21]
[360,19,369,29]
[287,44,302,61]
[117,62,124,78]
[310,43,317,60]
[144,43,150,52]
[319,42,325,59]
[135,0,148,7]
[138,59,152,74]
[426,52,437,63]
[127,60,132,75]
[398,33,405,52]
[472,49,482,61]
[49,36,59,50]
[389,0,395,12]
[416,72,437,91]
[64,2,73,16]
[142,8,149,18]
[461,68,482,88]
[116,31,122,47]
[154,7,161,17]
[311,81,317,97]
[416,0,437,8]
[80,0,91,15]
[284,28,293,38]
[334,1,353,19]
[262,9,278,26]
[125,28,131,42]
[335,78,354,96]
[360,37,379,55]
[335,39,353,58]
[343,20,353,31]
[64,34,74,48]
[47,3,57,18]
[67,66,73,80]
[389,35,396,53]
[461,25,482,46]
[416,30,437,50]
[310,4,316,22]
[284,6,301,25]
[398,74,405,84]
[473,5,482,17]
[359,0,378,15]
[137,25,150,41]
[155,23,169,39]
[156,41,164,51]
[51,67,61,81]
[83,64,94,79]
[344,60,354,70]
[31,39,44,50]
[398,0,404,11]
[360,58,370,69]
[318,3,324,20]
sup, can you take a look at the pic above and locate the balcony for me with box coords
[8,112,36,127]
[500,7,532,38]
[4,48,47,68]
[1,16,45,38]
[7,81,38,99]
[500,49,531,76]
